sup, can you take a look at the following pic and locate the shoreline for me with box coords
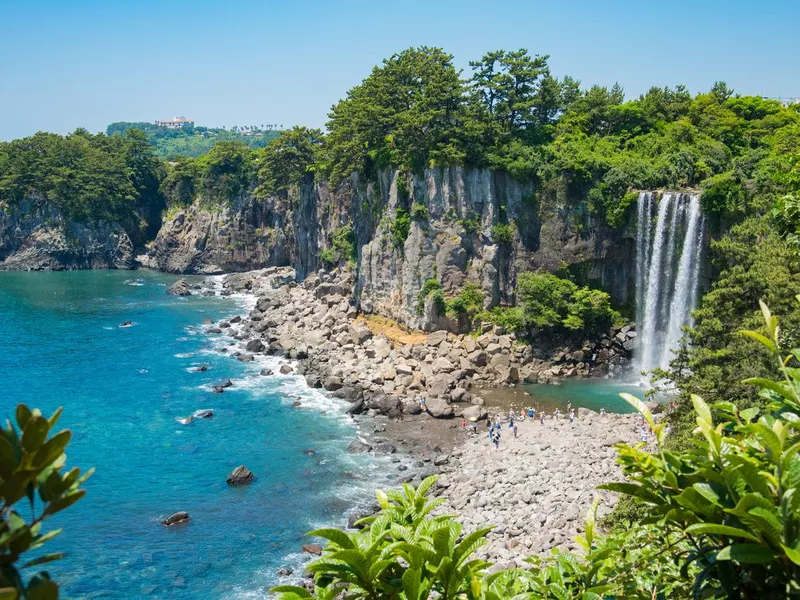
[191,266,649,572]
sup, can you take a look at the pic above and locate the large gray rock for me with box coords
[425,397,454,418]
[167,279,191,296]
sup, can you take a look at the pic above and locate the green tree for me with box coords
[255,126,323,197]
[325,47,472,184]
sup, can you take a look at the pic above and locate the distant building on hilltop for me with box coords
[155,116,194,129]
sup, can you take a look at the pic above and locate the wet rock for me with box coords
[279,364,294,374]
[226,465,255,486]
[167,280,191,296]
[192,409,213,419]
[237,353,254,362]
[348,440,372,453]
[375,443,397,455]
[161,511,190,526]
[302,544,323,556]
[246,339,265,353]
[260,368,273,376]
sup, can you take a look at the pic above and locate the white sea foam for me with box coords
[124,278,145,287]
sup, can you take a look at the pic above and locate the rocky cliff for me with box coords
[0,199,135,271]
[149,168,636,329]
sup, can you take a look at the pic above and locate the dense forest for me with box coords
[2,45,800,598]
[106,121,281,158]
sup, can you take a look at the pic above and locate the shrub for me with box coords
[456,214,481,234]
[410,202,429,221]
[389,208,411,248]
[416,278,442,315]
[319,224,357,268]
[444,283,483,318]
[516,271,619,334]
[490,223,514,245]
[0,405,92,598]
[476,306,525,332]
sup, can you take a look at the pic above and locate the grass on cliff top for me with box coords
[357,314,427,345]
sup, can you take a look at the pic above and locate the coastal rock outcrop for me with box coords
[0,199,135,271]
[167,279,191,296]
[226,465,255,486]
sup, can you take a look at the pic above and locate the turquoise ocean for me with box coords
[0,270,395,599]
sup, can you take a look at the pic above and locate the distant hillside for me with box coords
[105,122,281,158]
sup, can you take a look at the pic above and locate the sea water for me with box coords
[0,270,391,599]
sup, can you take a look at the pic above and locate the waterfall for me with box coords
[635,192,705,375]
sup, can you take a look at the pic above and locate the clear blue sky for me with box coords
[1,0,798,141]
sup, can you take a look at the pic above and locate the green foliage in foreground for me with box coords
[0,405,92,599]
[275,302,800,600]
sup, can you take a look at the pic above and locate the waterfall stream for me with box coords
[635,191,705,375]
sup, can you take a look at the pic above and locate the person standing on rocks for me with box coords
[461,418,467,431]
[600,407,606,416]
[569,409,575,425]
[539,410,546,425]
[491,427,500,450]
[513,422,518,438]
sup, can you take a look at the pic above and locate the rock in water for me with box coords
[227,465,255,486]
[279,365,294,374]
[260,368,273,376]
[167,279,191,296]
[192,409,213,419]
[302,544,323,555]
[175,416,194,425]
[347,440,372,453]
[162,511,190,526]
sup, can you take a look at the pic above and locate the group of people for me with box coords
[472,400,611,450]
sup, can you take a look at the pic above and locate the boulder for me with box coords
[226,465,255,486]
[279,365,294,375]
[260,368,273,376]
[461,404,487,421]
[192,409,213,419]
[237,353,254,362]
[431,357,455,373]
[161,511,190,526]
[245,339,265,353]
[426,330,448,347]
[323,376,343,391]
[425,397,454,418]
[348,440,373,453]
[166,280,191,296]
[374,443,397,455]
[350,323,373,345]
[302,544,324,556]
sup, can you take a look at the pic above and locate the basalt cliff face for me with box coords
[0,168,637,329]
[0,199,135,271]
[149,168,636,330]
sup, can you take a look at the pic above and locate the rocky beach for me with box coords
[184,265,650,568]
